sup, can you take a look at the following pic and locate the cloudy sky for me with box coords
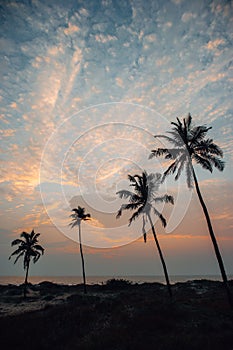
[0,0,233,278]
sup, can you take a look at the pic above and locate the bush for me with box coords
[104,278,133,289]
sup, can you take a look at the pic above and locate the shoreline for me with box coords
[0,274,231,286]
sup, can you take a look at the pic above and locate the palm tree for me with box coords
[70,206,91,294]
[116,171,174,299]
[9,229,44,296]
[150,113,232,307]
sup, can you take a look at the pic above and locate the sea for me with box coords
[0,275,231,286]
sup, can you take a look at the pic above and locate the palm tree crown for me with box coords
[9,229,44,269]
[150,113,224,187]
[117,171,173,239]
[70,206,91,228]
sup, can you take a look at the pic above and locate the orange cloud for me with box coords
[95,34,117,43]
[0,129,15,137]
[204,38,225,50]
[64,23,80,35]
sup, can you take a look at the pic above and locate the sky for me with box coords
[0,0,233,278]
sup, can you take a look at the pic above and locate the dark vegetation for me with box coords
[1,279,233,350]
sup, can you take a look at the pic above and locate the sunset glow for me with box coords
[0,0,232,278]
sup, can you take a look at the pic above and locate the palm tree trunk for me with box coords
[78,223,87,294]
[147,213,173,300]
[192,168,233,308]
[24,262,29,298]
[24,262,29,285]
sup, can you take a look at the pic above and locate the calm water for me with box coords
[0,275,231,285]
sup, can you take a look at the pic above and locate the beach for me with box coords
[1,279,233,349]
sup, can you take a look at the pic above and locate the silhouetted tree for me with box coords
[116,171,174,299]
[9,229,44,297]
[70,206,91,294]
[150,113,232,307]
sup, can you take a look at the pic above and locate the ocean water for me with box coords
[0,275,231,286]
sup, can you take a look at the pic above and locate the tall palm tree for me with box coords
[70,206,91,294]
[116,171,174,299]
[9,229,44,294]
[150,113,232,307]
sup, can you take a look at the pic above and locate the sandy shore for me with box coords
[0,279,233,349]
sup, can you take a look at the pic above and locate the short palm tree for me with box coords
[70,206,91,294]
[9,229,44,289]
[150,113,232,307]
[116,171,174,299]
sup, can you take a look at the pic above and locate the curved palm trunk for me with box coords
[192,168,233,307]
[147,213,173,300]
[78,223,87,294]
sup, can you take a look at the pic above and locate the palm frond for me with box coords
[171,117,182,129]
[116,190,135,199]
[190,125,212,145]
[174,153,187,181]
[153,208,167,227]
[124,202,142,211]
[195,139,223,157]
[116,203,140,218]
[32,233,41,241]
[33,252,41,263]
[193,154,213,172]
[116,207,123,219]
[69,213,78,219]
[13,251,25,264]
[20,231,30,242]
[166,131,185,146]
[154,133,183,147]
[33,244,45,254]
[9,247,25,259]
[186,113,192,128]
[128,206,144,226]
[149,148,172,159]
[83,213,91,221]
[11,239,24,246]
[69,220,79,228]
[128,174,137,183]
[164,161,178,178]
[131,193,142,202]
[154,195,174,205]
[207,155,225,171]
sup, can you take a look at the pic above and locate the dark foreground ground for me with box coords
[0,279,233,350]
